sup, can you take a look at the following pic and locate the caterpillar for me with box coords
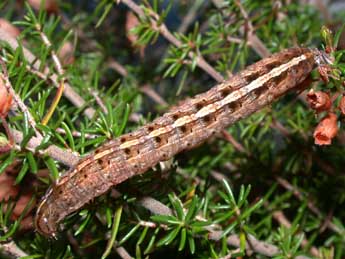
[35,47,331,237]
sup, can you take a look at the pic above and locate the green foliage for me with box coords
[1,0,345,258]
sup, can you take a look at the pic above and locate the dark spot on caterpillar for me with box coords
[155,136,161,143]
[172,114,179,120]
[180,125,187,133]
[220,89,231,98]
[274,70,288,83]
[244,71,261,82]
[252,86,267,99]
[196,103,203,110]
[203,115,211,123]
[120,137,126,143]
[265,60,281,70]
[84,174,87,179]
[228,101,241,112]
[59,190,63,194]
[147,126,154,132]
[124,148,130,155]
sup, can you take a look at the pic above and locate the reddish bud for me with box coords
[339,95,345,115]
[126,11,145,57]
[126,11,140,45]
[58,41,75,66]
[27,0,58,14]
[12,193,34,219]
[306,90,331,112]
[313,113,338,145]
[0,78,12,117]
[0,19,20,38]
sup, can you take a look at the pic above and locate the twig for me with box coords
[107,59,129,77]
[212,0,271,58]
[140,85,168,107]
[35,24,64,76]
[89,89,108,114]
[137,196,172,216]
[208,232,312,259]
[35,23,66,125]
[114,245,133,259]
[119,0,225,83]
[55,127,98,139]
[275,176,344,235]
[265,203,320,257]
[137,195,312,258]
[0,116,13,152]
[177,0,206,34]
[221,130,248,154]
[0,28,96,120]
[234,0,271,58]
[11,128,79,167]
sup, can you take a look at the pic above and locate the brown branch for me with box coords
[55,128,98,139]
[119,0,225,83]
[211,0,271,59]
[140,85,168,107]
[89,89,108,114]
[11,128,79,167]
[138,196,173,216]
[107,59,129,77]
[177,0,206,34]
[221,130,248,155]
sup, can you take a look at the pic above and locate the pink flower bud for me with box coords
[313,113,338,145]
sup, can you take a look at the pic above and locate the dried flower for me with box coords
[0,171,35,229]
[339,95,345,115]
[313,113,338,145]
[306,90,331,112]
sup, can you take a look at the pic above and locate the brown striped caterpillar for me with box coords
[35,47,331,237]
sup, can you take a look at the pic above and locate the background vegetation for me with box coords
[0,0,345,258]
